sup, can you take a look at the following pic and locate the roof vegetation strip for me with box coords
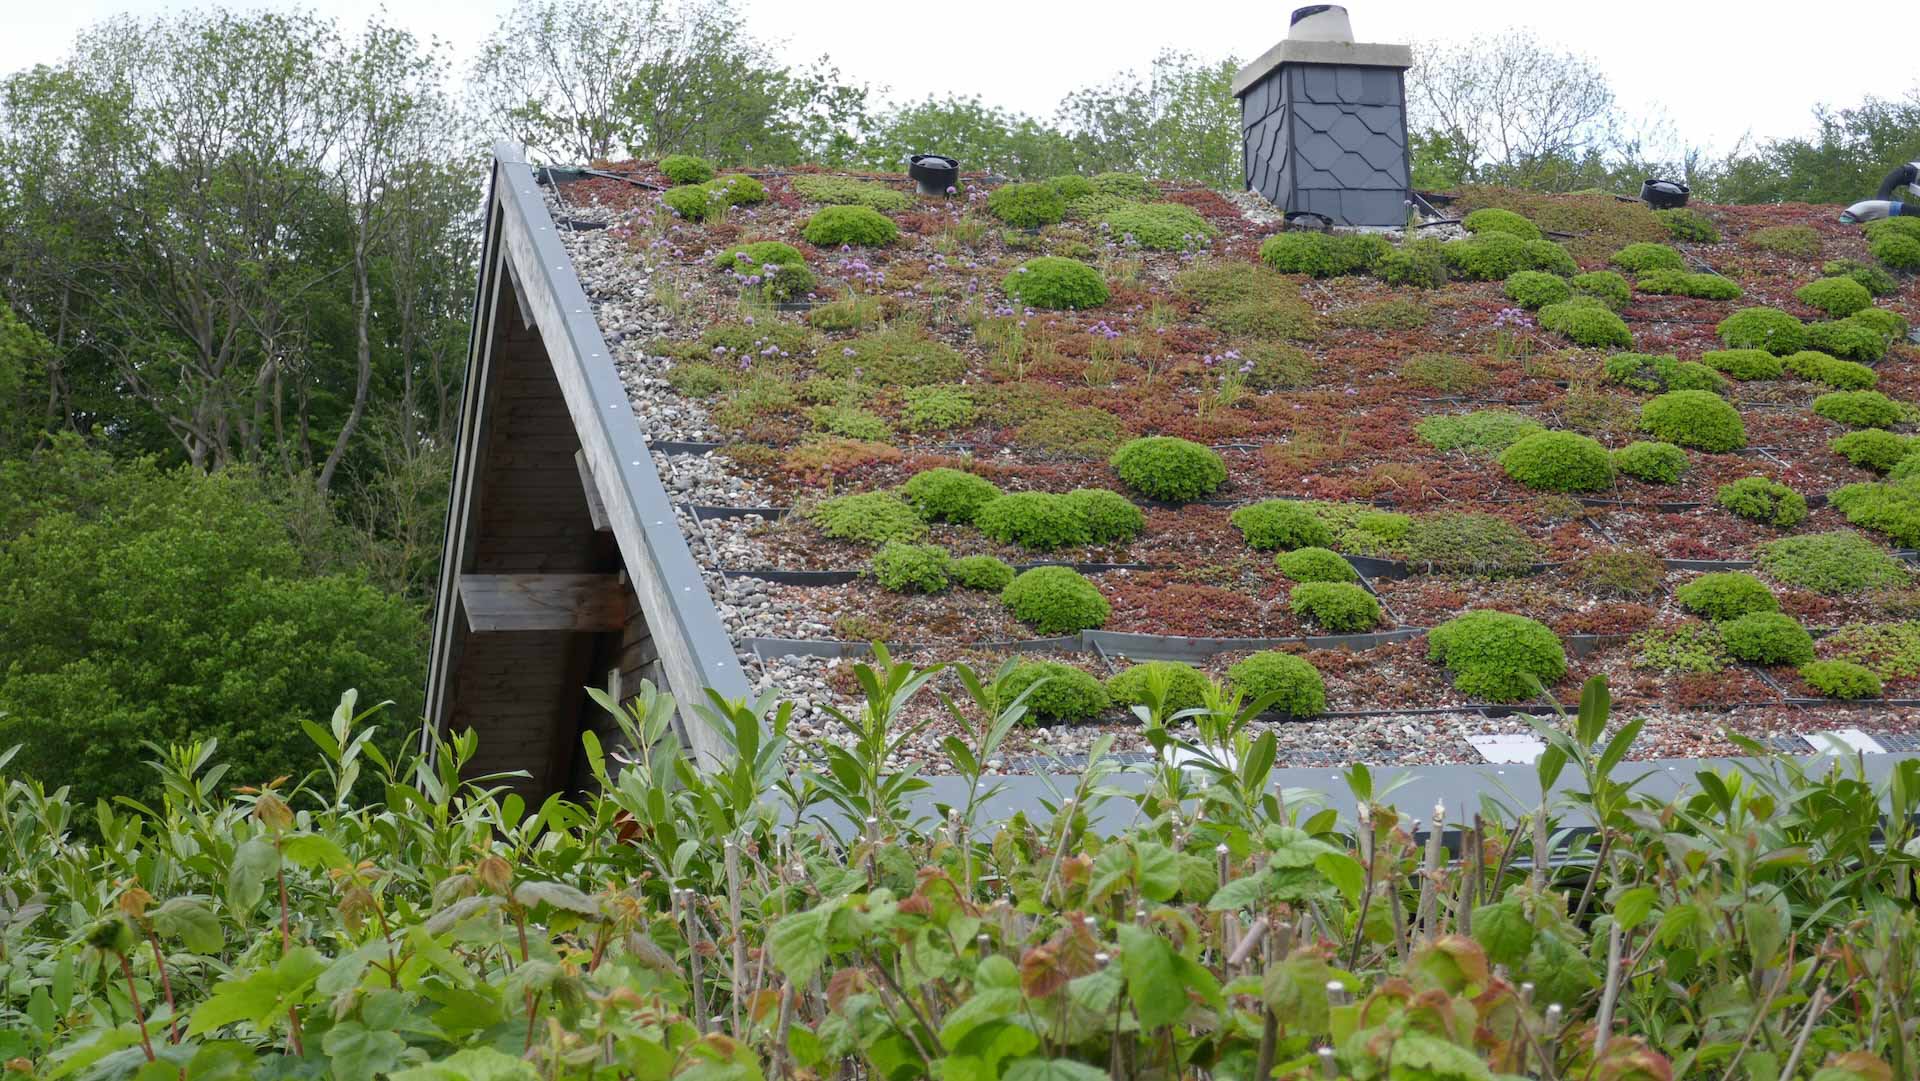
[486,142,748,760]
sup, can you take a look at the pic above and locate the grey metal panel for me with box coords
[1239,60,1414,227]
[481,142,747,764]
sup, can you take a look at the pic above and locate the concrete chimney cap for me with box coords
[1230,10,1411,99]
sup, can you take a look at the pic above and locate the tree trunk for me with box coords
[318,225,374,495]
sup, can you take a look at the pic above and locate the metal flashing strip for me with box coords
[487,142,747,764]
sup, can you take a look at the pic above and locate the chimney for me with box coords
[1233,6,1413,228]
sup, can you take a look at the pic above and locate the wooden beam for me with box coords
[459,573,628,632]
[575,449,612,532]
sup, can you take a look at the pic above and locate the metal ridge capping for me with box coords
[490,142,746,764]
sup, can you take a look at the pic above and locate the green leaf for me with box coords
[227,838,278,912]
[1612,887,1658,932]
[388,1048,539,1081]
[1471,900,1534,967]
[1387,1031,1496,1080]
[769,902,835,983]
[1261,954,1340,1036]
[1115,923,1186,1030]
[1002,1058,1111,1081]
[321,1021,407,1080]
[1134,841,1180,903]
[152,897,222,954]
[280,833,350,872]
[1263,825,1338,868]
[1206,874,1271,911]
[1314,851,1366,908]
[511,880,601,917]
[187,947,327,1035]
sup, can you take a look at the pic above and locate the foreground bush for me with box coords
[1002,256,1109,310]
[1001,565,1109,632]
[1427,609,1566,700]
[1110,435,1226,502]
[802,204,898,246]
[1498,429,1613,492]
[1642,390,1745,451]
[3,659,1918,1080]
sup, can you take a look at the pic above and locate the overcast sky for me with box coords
[4,0,1914,157]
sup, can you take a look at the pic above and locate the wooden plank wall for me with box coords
[442,267,659,799]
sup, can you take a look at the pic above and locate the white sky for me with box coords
[3,0,1914,157]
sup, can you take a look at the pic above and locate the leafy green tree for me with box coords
[0,303,50,455]
[859,95,1075,177]
[1704,89,1920,204]
[1055,51,1241,188]
[0,438,426,813]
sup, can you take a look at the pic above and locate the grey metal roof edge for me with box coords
[1232,39,1413,98]
[442,143,748,764]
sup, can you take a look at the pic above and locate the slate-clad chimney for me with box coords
[1233,6,1413,228]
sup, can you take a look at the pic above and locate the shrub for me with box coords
[1641,390,1745,451]
[1610,242,1684,273]
[1002,256,1109,310]
[1716,307,1807,354]
[1833,429,1912,471]
[789,175,910,211]
[1715,476,1807,527]
[1869,231,1920,271]
[1101,203,1216,251]
[975,492,1092,550]
[808,491,926,544]
[996,660,1108,723]
[1243,343,1315,389]
[1415,410,1542,453]
[1612,441,1688,483]
[901,468,1000,523]
[1259,231,1386,277]
[1676,571,1779,621]
[1635,270,1742,300]
[658,154,713,184]
[1232,500,1335,551]
[1402,353,1489,395]
[802,205,897,247]
[1757,531,1908,594]
[1498,430,1612,492]
[1331,298,1429,330]
[869,542,950,593]
[902,385,975,431]
[1226,651,1327,716]
[1847,306,1908,341]
[1633,623,1730,674]
[1288,581,1380,632]
[1403,512,1539,575]
[715,240,804,274]
[1655,207,1719,243]
[1865,217,1920,243]
[1830,478,1920,546]
[1813,390,1910,429]
[1800,659,1883,698]
[1825,257,1899,296]
[1804,319,1888,362]
[1463,207,1540,240]
[1426,610,1566,701]
[1524,239,1578,276]
[1046,174,1094,200]
[666,362,729,398]
[950,554,1015,591]
[1110,436,1226,502]
[1504,270,1570,309]
[1105,661,1210,716]
[1720,611,1815,664]
[1062,488,1145,543]
[1274,546,1358,583]
[662,184,723,221]
[1372,239,1449,287]
[828,329,967,385]
[809,403,890,440]
[1538,298,1632,348]
[1751,225,1821,257]
[986,182,1066,227]
[1796,276,1874,317]
[1603,353,1724,393]
[1701,349,1784,380]
[1573,548,1665,598]
[1001,565,1110,633]
[1091,172,1154,199]
[706,173,767,206]
[1786,350,1877,389]
[1441,232,1527,280]
[1570,270,1631,310]
[1014,406,1128,457]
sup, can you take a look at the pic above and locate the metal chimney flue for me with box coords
[1233,7,1413,228]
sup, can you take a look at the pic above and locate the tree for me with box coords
[860,97,1075,178]
[0,437,426,814]
[1703,89,1920,205]
[1409,30,1619,189]
[1055,51,1241,188]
